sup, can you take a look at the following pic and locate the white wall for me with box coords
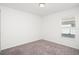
[43,7,79,49]
[0,10,1,51]
[0,6,42,50]
[1,5,79,50]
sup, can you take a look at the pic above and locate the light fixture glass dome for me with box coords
[39,3,45,7]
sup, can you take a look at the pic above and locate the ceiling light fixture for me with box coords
[39,3,45,7]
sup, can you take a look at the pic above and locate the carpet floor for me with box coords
[0,40,79,55]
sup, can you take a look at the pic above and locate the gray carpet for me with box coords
[0,40,79,55]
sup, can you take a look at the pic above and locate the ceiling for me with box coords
[0,3,79,16]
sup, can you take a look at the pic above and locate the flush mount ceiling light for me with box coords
[39,3,45,7]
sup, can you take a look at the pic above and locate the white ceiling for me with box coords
[0,3,79,16]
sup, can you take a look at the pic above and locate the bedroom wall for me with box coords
[0,10,1,51]
[42,7,79,49]
[0,6,42,50]
[1,5,79,50]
